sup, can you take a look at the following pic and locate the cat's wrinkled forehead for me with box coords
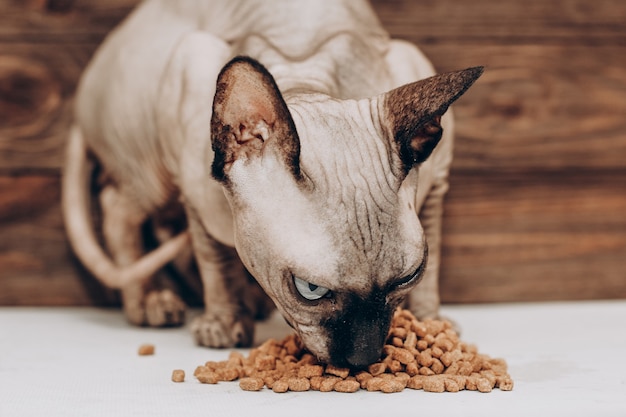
[283,96,415,282]
[286,95,401,199]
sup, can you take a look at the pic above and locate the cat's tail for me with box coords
[61,125,190,289]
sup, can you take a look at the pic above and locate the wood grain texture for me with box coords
[0,175,119,305]
[371,0,626,45]
[2,2,625,172]
[0,0,625,305]
[440,171,626,302]
[0,43,89,171]
[431,45,626,172]
[0,0,138,43]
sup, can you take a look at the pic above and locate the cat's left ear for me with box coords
[379,67,484,173]
[210,56,301,183]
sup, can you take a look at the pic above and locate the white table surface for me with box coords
[1,301,625,417]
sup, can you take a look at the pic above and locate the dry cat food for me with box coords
[192,308,513,393]
[171,369,186,383]
[138,344,155,356]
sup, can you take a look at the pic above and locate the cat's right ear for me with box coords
[379,67,484,174]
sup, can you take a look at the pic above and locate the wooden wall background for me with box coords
[1,0,625,306]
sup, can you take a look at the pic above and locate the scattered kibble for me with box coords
[171,369,185,383]
[190,308,513,393]
[138,344,155,356]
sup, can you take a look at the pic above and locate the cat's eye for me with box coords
[395,262,426,289]
[294,276,331,301]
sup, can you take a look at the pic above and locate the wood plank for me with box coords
[2,42,624,173]
[427,45,626,172]
[2,0,624,44]
[372,0,626,45]
[0,42,91,171]
[2,1,625,172]
[0,0,138,43]
[440,170,626,303]
[0,175,119,305]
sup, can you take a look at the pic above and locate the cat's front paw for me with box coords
[191,312,254,348]
[124,288,186,327]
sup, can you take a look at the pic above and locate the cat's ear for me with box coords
[379,67,484,172]
[211,56,300,183]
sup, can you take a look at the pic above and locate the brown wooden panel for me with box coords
[1,1,625,172]
[1,0,625,306]
[0,175,118,305]
[2,42,625,172]
[440,170,626,303]
[0,0,138,43]
[0,42,92,171]
[428,45,626,172]
[2,0,624,44]
[372,0,626,44]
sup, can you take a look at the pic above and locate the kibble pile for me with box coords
[191,308,513,393]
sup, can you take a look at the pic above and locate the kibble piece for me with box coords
[272,379,290,393]
[444,378,460,392]
[319,376,341,392]
[411,321,428,337]
[284,335,302,356]
[430,358,444,374]
[217,367,240,382]
[365,377,384,392]
[254,354,276,372]
[325,364,350,379]
[425,320,445,336]
[422,375,445,393]
[368,362,386,376]
[466,373,485,391]
[287,377,310,392]
[476,377,494,393]
[171,369,185,383]
[424,334,436,346]
[431,346,444,358]
[298,364,324,378]
[390,326,408,339]
[435,337,454,352]
[416,340,429,351]
[355,371,373,384]
[334,379,361,393]
[138,344,155,356]
[263,375,277,389]
[418,350,434,367]
[386,359,403,373]
[309,376,324,391]
[380,379,406,393]
[405,362,419,376]
[239,377,265,391]
[394,372,411,383]
[204,361,220,370]
[458,361,474,376]
[392,347,414,365]
[298,353,318,366]
[404,331,418,350]
[445,375,467,390]
[419,366,435,376]
[196,372,219,384]
[497,376,514,391]
[407,375,424,390]
[194,365,208,377]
